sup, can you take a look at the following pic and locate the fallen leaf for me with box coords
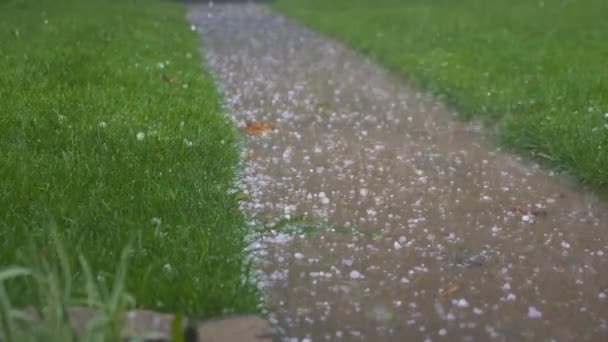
[241,121,274,134]
[509,206,548,218]
[439,285,460,297]
[510,206,528,215]
[162,74,178,84]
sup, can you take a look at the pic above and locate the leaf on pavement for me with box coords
[241,121,274,134]
[439,285,460,297]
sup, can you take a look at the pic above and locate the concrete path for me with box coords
[188,4,608,341]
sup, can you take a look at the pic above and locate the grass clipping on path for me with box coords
[0,0,259,318]
[275,0,608,186]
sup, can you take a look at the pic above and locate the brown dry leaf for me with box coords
[439,286,460,298]
[531,209,548,217]
[510,206,528,215]
[241,121,274,134]
[509,206,548,218]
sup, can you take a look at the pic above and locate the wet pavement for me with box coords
[188,4,608,341]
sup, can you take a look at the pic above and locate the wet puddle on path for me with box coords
[188,4,608,341]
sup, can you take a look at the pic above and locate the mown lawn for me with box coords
[0,0,259,318]
[275,0,608,186]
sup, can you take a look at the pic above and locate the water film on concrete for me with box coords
[188,4,608,341]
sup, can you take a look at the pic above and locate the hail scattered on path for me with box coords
[188,4,608,341]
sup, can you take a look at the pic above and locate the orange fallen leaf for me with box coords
[241,121,274,134]
[439,285,460,297]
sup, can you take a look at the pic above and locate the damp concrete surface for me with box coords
[188,4,608,341]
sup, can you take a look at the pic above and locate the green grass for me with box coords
[275,0,608,186]
[1,233,135,341]
[0,0,259,319]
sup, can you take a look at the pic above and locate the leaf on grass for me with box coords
[162,74,178,84]
[241,121,274,134]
